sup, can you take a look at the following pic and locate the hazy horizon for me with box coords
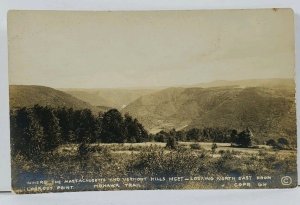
[8,10,295,89]
[9,77,294,90]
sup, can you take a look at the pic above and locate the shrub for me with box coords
[220,150,234,160]
[190,143,201,150]
[78,142,89,157]
[267,137,291,150]
[211,143,218,154]
[266,139,276,147]
[277,137,290,149]
[235,128,253,147]
[166,136,178,149]
[218,150,225,155]
[129,147,207,176]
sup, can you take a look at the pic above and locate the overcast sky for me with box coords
[8,9,295,88]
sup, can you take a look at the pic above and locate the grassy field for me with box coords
[12,141,297,193]
[56,142,295,158]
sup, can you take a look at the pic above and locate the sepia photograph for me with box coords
[8,9,297,193]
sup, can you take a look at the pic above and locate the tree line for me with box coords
[151,127,253,147]
[10,105,262,159]
[10,105,148,158]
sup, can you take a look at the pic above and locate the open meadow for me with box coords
[11,140,297,193]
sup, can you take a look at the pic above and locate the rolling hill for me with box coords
[60,88,158,109]
[9,85,105,113]
[61,78,295,109]
[9,78,296,144]
[122,82,296,143]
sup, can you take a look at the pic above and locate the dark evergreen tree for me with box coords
[174,130,186,141]
[154,131,169,142]
[124,114,137,143]
[79,109,97,143]
[186,128,200,141]
[236,128,253,147]
[55,107,71,143]
[123,114,148,142]
[33,105,61,152]
[68,130,76,143]
[94,112,104,142]
[13,107,45,159]
[101,109,126,143]
[230,129,238,144]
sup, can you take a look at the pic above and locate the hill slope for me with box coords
[9,85,104,113]
[122,85,296,143]
[61,88,158,109]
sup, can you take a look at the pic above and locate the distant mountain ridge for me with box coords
[9,79,296,144]
[122,79,296,143]
[192,78,295,88]
[61,78,295,109]
[60,88,158,109]
[9,85,105,113]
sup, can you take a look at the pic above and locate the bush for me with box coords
[266,137,291,150]
[211,143,218,154]
[190,143,201,150]
[218,150,225,155]
[277,137,290,149]
[129,147,207,176]
[266,139,276,147]
[235,128,253,147]
[78,142,90,158]
[220,150,234,160]
[166,136,178,149]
